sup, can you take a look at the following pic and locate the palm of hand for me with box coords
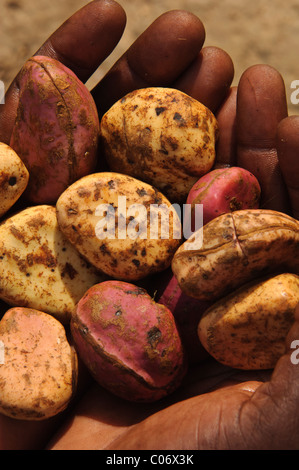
[1,0,299,450]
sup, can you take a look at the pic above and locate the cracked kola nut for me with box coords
[0,205,105,323]
[0,143,29,218]
[9,55,99,204]
[172,209,299,301]
[100,87,218,203]
[56,172,182,281]
[0,307,78,420]
[185,166,261,228]
[70,280,187,402]
[198,273,299,370]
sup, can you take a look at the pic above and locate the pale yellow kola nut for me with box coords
[0,142,29,217]
[0,205,104,323]
[172,209,299,301]
[198,273,299,370]
[100,87,218,203]
[0,307,78,420]
[56,172,182,281]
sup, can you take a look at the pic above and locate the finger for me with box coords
[36,0,126,83]
[236,303,299,450]
[0,0,126,144]
[236,64,290,213]
[215,86,237,167]
[173,46,235,114]
[92,10,206,116]
[104,382,258,450]
[276,116,299,219]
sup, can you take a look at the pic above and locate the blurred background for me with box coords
[1,0,298,114]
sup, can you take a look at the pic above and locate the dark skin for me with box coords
[1,0,299,450]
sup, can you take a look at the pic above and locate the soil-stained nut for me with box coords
[198,273,299,370]
[0,143,29,218]
[71,280,187,402]
[172,209,299,301]
[0,307,78,420]
[100,87,218,203]
[186,166,261,229]
[9,55,100,204]
[0,205,104,323]
[56,172,182,281]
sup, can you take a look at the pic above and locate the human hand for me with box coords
[1,0,299,451]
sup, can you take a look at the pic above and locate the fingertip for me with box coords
[236,64,290,213]
[174,46,234,113]
[92,9,206,114]
[237,64,288,147]
[127,10,206,85]
[37,0,127,82]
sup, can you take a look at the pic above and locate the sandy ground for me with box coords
[1,0,299,114]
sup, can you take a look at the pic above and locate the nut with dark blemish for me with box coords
[71,280,187,402]
[9,55,99,205]
[100,87,218,202]
[0,205,104,324]
[155,107,166,116]
[147,326,162,348]
[198,273,299,370]
[173,112,186,126]
[0,142,29,218]
[172,209,299,302]
[56,171,182,282]
[61,262,78,280]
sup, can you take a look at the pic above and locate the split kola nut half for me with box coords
[70,280,187,403]
[172,208,299,369]
[0,307,78,420]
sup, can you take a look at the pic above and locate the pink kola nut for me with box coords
[157,271,211,363]
[71,280,187,402]
[10,56,100,204]
[185,166,261,229]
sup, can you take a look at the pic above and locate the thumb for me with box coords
[238,302,299,449]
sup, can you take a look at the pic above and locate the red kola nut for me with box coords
[10,55,100,204]
[185,166,261,230]
[156,269,211,364]
[70,280,187,402]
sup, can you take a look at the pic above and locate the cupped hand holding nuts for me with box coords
[0,0,299,451]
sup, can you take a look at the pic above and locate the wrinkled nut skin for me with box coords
[198,273,299,370]
[100,87,218,203]
[70,281,187,402]
[0,307,78,420]
[172,209,299,301]
[10,55,99,204]
[186,166,261,228]
[0,205,104,323]
[56,172,182,281]
[0,143,29,218]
